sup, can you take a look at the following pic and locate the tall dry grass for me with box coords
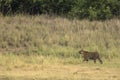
[0,15,120,59]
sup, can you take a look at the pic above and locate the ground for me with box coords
[0,55,120,80]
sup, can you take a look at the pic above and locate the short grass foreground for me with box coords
[0,54,120,80]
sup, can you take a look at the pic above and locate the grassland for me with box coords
[0,54,120,80]
[0,15,120,80]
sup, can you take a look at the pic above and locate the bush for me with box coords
[0,0,120,20]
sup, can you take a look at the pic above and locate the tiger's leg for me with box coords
[94,59,96,63]
[98,57,103,64]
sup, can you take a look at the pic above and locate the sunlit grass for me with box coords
[0,54,120,80]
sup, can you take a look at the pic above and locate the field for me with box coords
[0,15,120,80]
[0,54,120,80]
